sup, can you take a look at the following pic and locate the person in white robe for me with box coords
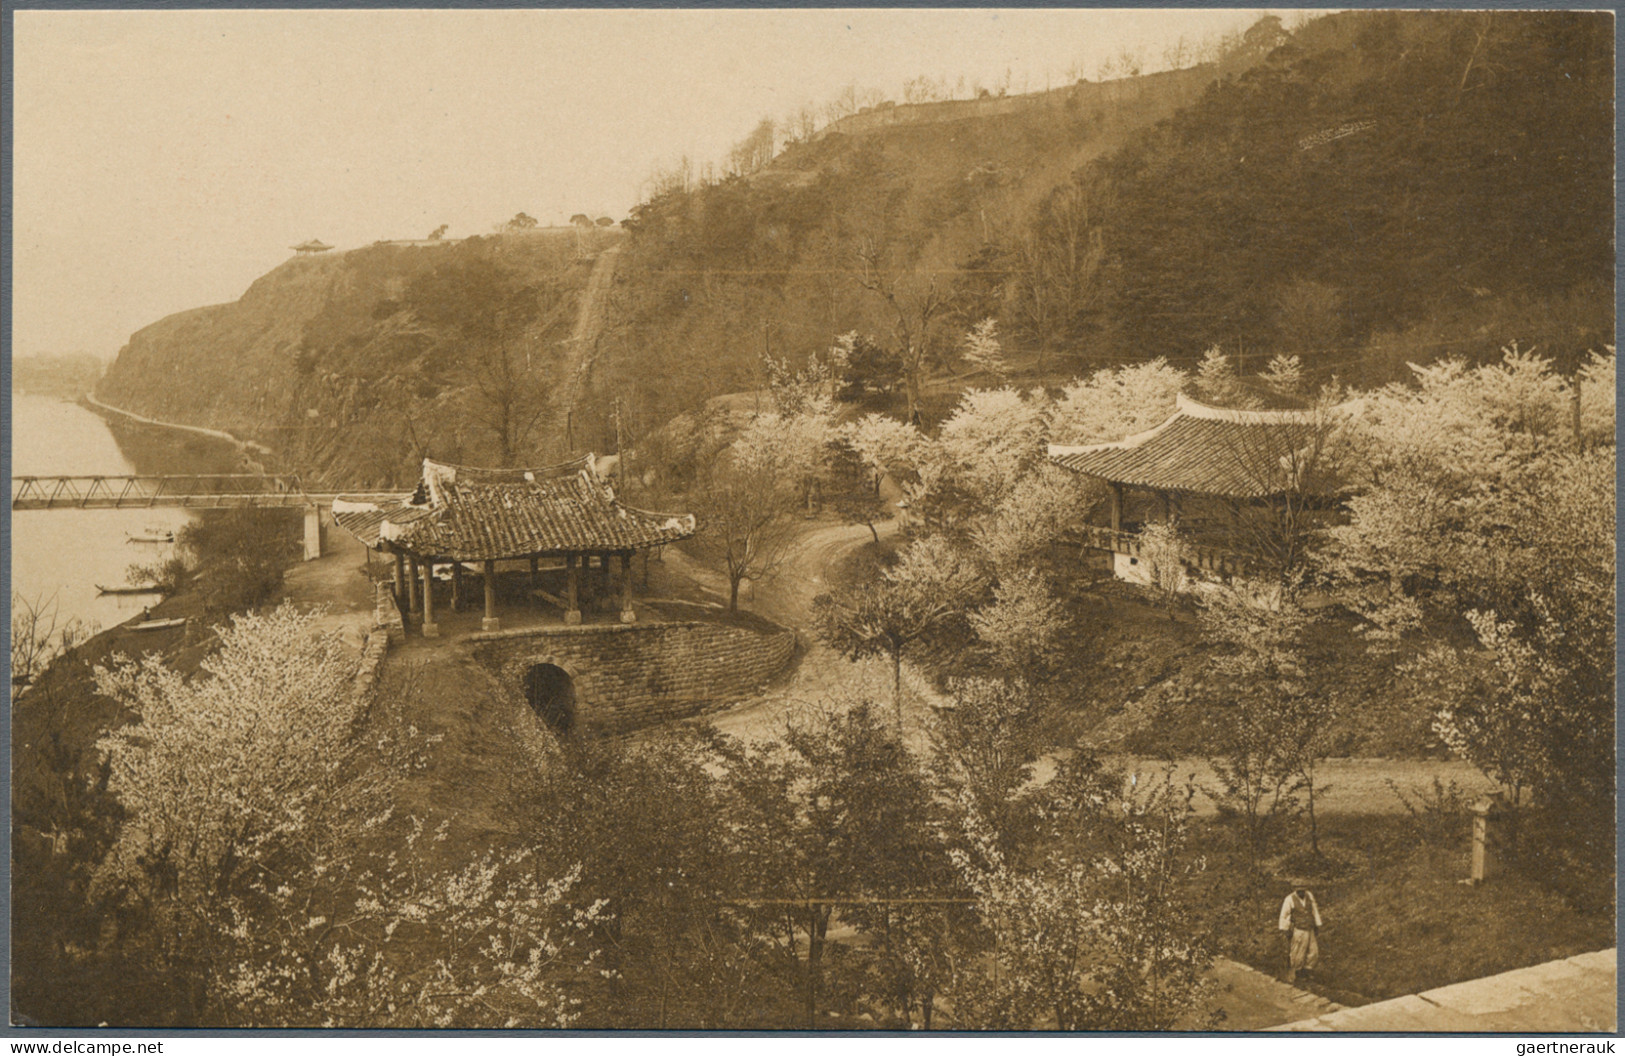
[1277,886,1322,983]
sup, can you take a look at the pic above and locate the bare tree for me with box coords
[727,118,777,177]
[855,240,954,424]
[694,454,799,612]
[1011,178,1105,369]
[11,592,94,691]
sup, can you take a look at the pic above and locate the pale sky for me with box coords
[12,8,1280,361]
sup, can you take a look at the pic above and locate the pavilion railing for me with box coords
[1076,524,1250,578]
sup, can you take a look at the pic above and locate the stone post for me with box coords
[565,553,581,625]
[421,561,439,638]
[1470,794,1510,883]
[303,505,323,561]
[483,559,501,632]
[619,551,635,623]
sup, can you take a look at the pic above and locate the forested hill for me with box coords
[588,9,1611,436]
[95,11,1612,484]
[1090,11,1613,379]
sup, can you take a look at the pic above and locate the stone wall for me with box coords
[469,619,797,736]
[811,64,1216,141]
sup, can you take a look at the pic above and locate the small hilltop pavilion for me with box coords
[292,239,334,255]
[1048,393,1342,581]
[333,456,696,636]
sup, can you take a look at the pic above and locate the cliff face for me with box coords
[97,252,350,437]
[96,233,599,487]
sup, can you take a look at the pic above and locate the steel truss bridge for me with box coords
[12,475,408,560]
[10,475,403,511]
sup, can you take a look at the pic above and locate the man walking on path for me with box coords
[1278,885,1323,984]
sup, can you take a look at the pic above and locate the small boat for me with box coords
[126,529,175,544]
[130,617,186,632]
[97,583,163,595]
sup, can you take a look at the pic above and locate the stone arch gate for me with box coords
[521,659,580,735]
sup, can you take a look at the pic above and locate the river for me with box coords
[10,392,239,637]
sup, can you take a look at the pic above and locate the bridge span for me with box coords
[11,475,409,560]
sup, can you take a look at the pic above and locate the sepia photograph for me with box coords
[7,6,1617,1034]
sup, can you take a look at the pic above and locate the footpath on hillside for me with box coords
[662,515,1493,813]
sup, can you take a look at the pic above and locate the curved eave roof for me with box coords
[1048,393,1328,499]
[332,455,696,561]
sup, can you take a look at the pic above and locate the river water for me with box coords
[10,393,235,637]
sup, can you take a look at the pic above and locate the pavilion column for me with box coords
[407,557,422,617]
[482,559,501,632]
[529,556,539,593]
[564,554,582,625]
[452,561,464,612]
[392,551,405,607]
[600,552,612,600]
[1109,484,1124,533]
[619,552,635,624]
[421,561,439,638]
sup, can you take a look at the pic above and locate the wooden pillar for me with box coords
[451,561,464,612]
[1109,484,1124,533]
[421,561,439,637]
[619,552,635,623]
[599,552,612,599]
[564,553,581,625]
[482,559,501,632]
[408,557,422,616]
[1158,490,1171,523]
[392,551,405,606]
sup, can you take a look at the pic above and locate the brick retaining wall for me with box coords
[469,620,796,736]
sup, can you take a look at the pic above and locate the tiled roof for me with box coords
[332,455,696,561]
[1048,394,1328,499]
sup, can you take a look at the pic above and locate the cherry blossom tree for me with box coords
[956,758,1215,1030]
[960,318,1008,379]
[971,464,1100,574]
[1047,358,1186,445]
[934,387,1050,514]
[969,569,1069,673]
[1321,346,1615,843]
[814,536,985,729]
[90,609,603,1026]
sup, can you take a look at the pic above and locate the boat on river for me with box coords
[125,528,175,544]
[96,582,163,595]
[130,617,186,632]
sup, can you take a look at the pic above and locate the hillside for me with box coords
[585,9,1612,441]
[94,11,1612,483]
[97,230,612,487]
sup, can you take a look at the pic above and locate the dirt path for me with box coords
[275,512,379,653]
[563,243,622,414]
[672,514,1494,811]
[662,517,949,748]
[1028,752,1496,818]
